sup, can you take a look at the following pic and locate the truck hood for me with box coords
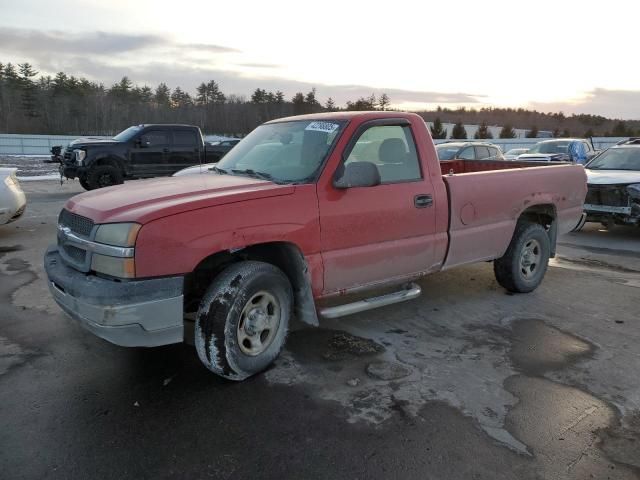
[65,174,295,224]
[69,137,120,148]
[586,169,640,185]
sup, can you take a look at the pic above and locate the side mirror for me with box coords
[136,138,150,148]
[333,161,381,189]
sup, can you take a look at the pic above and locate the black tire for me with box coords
[87,165,123,190]
[79,176,90,190]
[195,261,292,381]
[494,221,550,293]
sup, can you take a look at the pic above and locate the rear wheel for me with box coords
[494,221,550,293]
[87,165,123,190]
[195,261,292,381]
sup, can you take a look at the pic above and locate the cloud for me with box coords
[184,43,241,54]
[0,27,240,59]
[530,88,640,120]
[236,63,282,69]
[0,26,482,107]
[0,27,163,55]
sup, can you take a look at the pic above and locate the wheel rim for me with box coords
[98,173,113,187]
[520,238,541,280]
[237,291,280,356]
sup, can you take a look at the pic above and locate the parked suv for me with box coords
[435,142,504,161]
[51,124,218,190]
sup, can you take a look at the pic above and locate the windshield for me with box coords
[217,120,345,183]
[527,141,570,154]
[587,148,640,171]
[436,144,462,160]
[113,126,143,142]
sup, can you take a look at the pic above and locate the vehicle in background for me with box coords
[504,148,530,160]
[435,142,504,161]
[0,168,26,225]
[573,139,640,230]
[206,139,241,161]
[518,139,597,163]
[50,124,219,190]
[45,111,586,381]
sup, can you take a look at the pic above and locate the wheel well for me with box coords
[183,242,319,326]
[93,156,124,173]
[518,204,558,257]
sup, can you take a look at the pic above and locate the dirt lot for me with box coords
[1,180,639,479]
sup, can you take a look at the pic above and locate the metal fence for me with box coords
[0,133,238,155]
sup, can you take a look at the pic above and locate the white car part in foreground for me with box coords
[0,168,27,225]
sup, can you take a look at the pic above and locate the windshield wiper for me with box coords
[231,168,276,182]
[210,165,228,174]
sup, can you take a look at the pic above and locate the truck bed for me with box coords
[439,159,563,175]
[440,163,586,269]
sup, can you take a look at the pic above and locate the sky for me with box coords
[0,0,639,119]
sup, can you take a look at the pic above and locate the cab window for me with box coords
[345,125,421,183]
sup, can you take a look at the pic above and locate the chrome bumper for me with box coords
[44,246,184,347]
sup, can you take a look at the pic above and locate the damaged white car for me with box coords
[575,139,640,230]
[0,167,27,225]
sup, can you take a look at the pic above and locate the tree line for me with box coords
[0,61,392,135]
[422,107,640,140]
[0,60,638,137]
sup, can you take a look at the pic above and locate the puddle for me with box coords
[509,319,594,376]
[0,336,30,376]
[504,319,640,477]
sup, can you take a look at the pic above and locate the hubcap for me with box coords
[520,239,541,280]
[237,291,280,356]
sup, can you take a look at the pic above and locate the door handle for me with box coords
[163,148,170,153]
[414,194,433,208]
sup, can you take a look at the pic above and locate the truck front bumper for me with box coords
[44,246,184,347]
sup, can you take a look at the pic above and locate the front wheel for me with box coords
[195,261,292,381]
[494,221,550,293]
[87,165,123,190]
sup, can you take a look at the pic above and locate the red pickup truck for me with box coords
[45,112,587,380]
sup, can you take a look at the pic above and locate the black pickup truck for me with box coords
[51,124,220,190]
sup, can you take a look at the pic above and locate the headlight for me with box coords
[627,184,640,199]
[74,149,86,165]
[94,223,141,247]
[91,254,136,278]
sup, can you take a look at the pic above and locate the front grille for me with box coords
[63,244,87,264]
[59,209,94,237]
[585,185,629,207]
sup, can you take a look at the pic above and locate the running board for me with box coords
[319,283,422,319]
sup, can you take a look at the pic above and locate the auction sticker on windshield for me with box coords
[305,121,340,133]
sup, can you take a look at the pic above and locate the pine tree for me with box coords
[474,121,493,139]
[274,91,284,103]
[292,92,306,114]
[525,126,539,138]
[583,128,595,138]
[451,121,467,139]
[18,63,39,118]
[378,93,390,111]
[612,121,629,137]
[325,97,336,111]
[430,117,447,139]
[154,83,171,107]
[499,124,516,138]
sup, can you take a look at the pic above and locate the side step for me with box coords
[319,283,422,319]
